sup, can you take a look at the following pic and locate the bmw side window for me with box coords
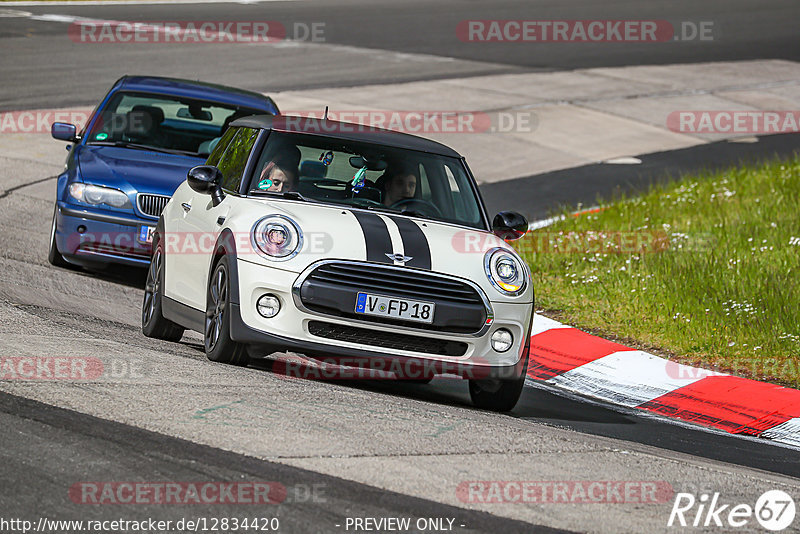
[216,127,259,193]
[206,127,238,167]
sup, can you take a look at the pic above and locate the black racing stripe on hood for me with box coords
[388,216,432,270]
[351,211,393,264]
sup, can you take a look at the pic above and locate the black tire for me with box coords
[141,238,184,342]
[468,355,528,412]
[205,256,250,366]
[48,207,72,268]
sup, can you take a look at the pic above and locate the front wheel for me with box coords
[142,239,184,342]
[469,356,528,412]
[205,256,249,366]
[48,207,72,268]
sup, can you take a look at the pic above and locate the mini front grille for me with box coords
[307,321,468,356]
[136,194,171,218]
[305,262,483,305]
[298,261,488,334]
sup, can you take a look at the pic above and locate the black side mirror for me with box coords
[187,165,225,206]
[52,122,77,142]
[492,211,528,240]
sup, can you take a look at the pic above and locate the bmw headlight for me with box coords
[251,215,302,261]
[68,183,131,209]
[484,247,527,296]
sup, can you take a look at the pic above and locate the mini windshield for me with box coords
[245,131,487,230]
[86,91,263,156]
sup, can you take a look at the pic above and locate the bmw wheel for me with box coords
[47,207,72,268]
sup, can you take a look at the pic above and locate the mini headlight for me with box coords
[68,183,131,209]
[484,247,527,296]
[496,258,517,281]
[251,215,302,261]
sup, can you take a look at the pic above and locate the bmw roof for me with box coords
[115,75,278,113]
[230,114,462,158]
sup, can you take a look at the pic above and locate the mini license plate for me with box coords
[355,292,435,324]
[138,225,156,244]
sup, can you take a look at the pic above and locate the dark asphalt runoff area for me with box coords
[1,0,799,110]
[1,0,799,531]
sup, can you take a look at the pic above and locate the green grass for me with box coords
[518,157,800,388]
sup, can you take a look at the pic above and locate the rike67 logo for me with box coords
[668,490,796,531]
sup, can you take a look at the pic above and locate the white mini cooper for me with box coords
[142,115,534,411]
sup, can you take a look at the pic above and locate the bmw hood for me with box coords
[77,145,205,197]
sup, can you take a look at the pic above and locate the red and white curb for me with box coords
[527,315,800,448]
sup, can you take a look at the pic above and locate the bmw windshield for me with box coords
[86,91,264,157]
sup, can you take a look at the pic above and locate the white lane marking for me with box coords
[546,350,713,408]
[603,156,642,164]
[19,12,457,65]
[527,205,603,230]
[0,9,32,17]
[5,1,291,6]
[527,214,564,231]
[531,314,570,336]
[29,14,96,23]
[760,418,800,447]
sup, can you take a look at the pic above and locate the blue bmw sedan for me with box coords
[49,75,279,269]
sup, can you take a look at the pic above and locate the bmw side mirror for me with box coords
[492,211,528,240]
[187,165,225,206]
[51,122,77,142]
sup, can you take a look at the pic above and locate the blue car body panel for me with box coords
[53,75,278,267]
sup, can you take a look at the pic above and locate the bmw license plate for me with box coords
[138,225,156,244]
[355,292,435,324]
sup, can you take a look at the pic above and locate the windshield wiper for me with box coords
[87,141,197,156]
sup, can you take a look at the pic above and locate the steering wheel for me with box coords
[390,198,443,218]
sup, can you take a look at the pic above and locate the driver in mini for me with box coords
[381,162,418,206]
[257,145,301,193]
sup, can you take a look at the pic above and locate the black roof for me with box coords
[229,115,462,158]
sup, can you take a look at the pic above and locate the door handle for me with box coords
[181,202,191,213]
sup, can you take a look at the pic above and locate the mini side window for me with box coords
[206,127,238,167]
[216,127,259,193]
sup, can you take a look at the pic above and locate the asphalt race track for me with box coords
[1,1,799,533]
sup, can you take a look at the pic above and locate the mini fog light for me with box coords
[256,294,281,318]
[490,329,513,353]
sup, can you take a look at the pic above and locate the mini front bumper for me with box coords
[56,202,158,266]
[229,258,534,380]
